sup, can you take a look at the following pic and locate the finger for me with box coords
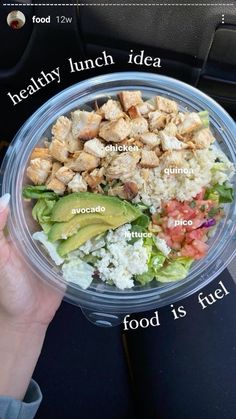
[0,193,10,231]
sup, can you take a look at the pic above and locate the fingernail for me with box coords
[0,193,11,212]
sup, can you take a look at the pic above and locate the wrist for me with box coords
[0,318,47,400]
[0,314,49,336]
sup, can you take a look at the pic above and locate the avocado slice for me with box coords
[58,224,110,256]
[51,192,141,222]
[48,213,114,242]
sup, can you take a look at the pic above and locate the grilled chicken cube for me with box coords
[46,178,66,195]
[106,152,139,180]
[49,139,69,163]
[178,113,202,135]
[140,150,159,168]
[130,117,149,137]
[155,96,178,114]
[108,181,138,200]
[137,101,155,117]
[66,132,83,153]
[72,110,102,140]
[26,158,52,185]
[118,91,143,111]
[108,185,127,199]
[162,122,178,137]
[192,128,215,149]
[51,116,71,142]
[123,181,139,200]
[139,132,160,147]
[140,168,150,181]
[82,168,105,189]
[46,162,63,187]
[84,138,107,158]
[55,166,75,185]
[99,118,131,143]
[149,111,167,131]
[68,174,88,192]
[128,102,155,119]
[159,132,188,151]
[30,148,51,161]
[128,106,141,119]
[99,99,124,120]
[160,150,185,168]
[154,146,162,157]
[65,152,100,172]
[51,162,62,176]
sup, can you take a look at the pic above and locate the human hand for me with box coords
[0,193,63,330]
[0,193,64,400]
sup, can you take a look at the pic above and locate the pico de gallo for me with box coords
[152,188,224,260]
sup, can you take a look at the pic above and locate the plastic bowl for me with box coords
[1,72,236,327]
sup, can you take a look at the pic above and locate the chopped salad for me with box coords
[23,91,235,290]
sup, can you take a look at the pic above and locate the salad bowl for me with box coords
[1,72,236,327]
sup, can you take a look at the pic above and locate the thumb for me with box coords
[0,194,11,268]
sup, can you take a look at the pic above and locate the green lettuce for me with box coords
[135,237,166,285]
[81,254,99,266]
[135,269,155,285]
[62,259,94,290]
[136,203,150,212]
[128,214,151,245]
[211,162,228,173]
[40,223,53,234]
[127,225,145,245]
[206,190,219,204]
[32,199,57,224]
[150,253,166,271]
[133,214,150,228]
[198,110,209,128]
[32,198,57,233]
[155,257,193,283]
[205,182,234,204]
[23,185,58,200]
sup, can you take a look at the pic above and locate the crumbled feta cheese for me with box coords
[91,225,149,290]
[78,235,106,255]
[154,236,171,256]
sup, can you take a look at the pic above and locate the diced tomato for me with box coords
[180,203,196,219]
[185,228,207,244]
[167,226,186,244]
[168,209,181,218]
[164,200,179,214]
[195,189,205,200]
[181,244,197,259]
[186,217,203,231]
[180,242,208,260]
[171,241,182,250]
[192,239,209,253]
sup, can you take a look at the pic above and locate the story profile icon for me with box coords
[7,10,26,29]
